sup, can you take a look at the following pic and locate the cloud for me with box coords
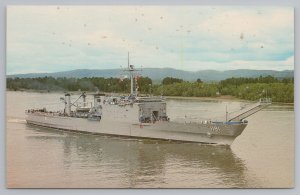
[6,6,294,74]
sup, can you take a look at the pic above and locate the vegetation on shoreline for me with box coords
[6,75,294,103]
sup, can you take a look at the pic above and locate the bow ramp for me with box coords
[228,98,272,122]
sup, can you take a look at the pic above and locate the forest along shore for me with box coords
[6,75,294,103]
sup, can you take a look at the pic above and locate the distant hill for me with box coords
[7,68,294,82]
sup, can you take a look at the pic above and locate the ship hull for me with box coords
[25,113,247,145]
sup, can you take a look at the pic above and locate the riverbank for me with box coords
[6,89,294,105]
[164,95,294,105]
[165,95,241,101]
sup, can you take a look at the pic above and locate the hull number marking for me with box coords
[210,126,221,133]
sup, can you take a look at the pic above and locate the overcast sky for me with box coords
[7,6,294,74]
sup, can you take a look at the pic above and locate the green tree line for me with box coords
[7,76,152,94]
[7,76,294,103]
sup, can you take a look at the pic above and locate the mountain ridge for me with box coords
[7,68,294,81]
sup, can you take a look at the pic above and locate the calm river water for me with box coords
[6,91,294,188]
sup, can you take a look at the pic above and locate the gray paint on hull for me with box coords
[25,114,247,145]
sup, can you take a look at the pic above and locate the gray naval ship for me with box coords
[25,56,272,145]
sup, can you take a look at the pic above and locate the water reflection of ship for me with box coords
[26,128,257,188]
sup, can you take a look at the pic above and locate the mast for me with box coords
[65,93,71,116]
[128,52,134,95]
[122,52,142,96]
[82,92,86,107]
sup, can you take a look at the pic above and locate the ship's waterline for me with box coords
[25,111,247,145]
